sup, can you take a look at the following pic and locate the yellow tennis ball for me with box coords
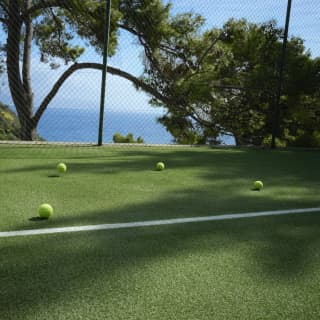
[38,204,53,219]
[253,180,263,190]
[156,162,165,171]
[57,163,67,173]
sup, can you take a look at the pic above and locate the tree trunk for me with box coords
[233,134,242,146]
[18,115,37,140]
[7,0,36,140]
[22,0,34,120]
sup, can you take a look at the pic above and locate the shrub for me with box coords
[0,102,20,140]
[261,135,287,148]
[112,132,144,144]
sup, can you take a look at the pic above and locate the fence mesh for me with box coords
[0,0,319,147]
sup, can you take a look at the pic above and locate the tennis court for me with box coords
[1,145,320,319]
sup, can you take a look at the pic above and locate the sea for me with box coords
[36,107,235,145]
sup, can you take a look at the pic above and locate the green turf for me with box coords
[1,213,320,319]
[0,145,319,231]
[1,145,320,319]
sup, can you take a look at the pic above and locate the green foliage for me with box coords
[262,135,287,148]
[5,1,123,68]
[119,0,172,50]
[143,15,320,147]
[287,130,320,148]
[113,132,144,144]
[0,102,20,140]
[34,11,81,65]
[64,0,122,57]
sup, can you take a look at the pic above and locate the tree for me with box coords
[144,17,320,145]
[0,0,173,140]
[222,21,319,145]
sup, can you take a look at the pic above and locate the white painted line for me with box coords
[0,207,319,238]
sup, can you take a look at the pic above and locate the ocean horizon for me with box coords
[35,107,235,145]
[38,107,173,144]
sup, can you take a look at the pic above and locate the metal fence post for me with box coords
[98,0,112,146]
[271,0,292,149]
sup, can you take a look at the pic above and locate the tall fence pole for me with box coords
[98,0,112,146]
[271,0,292,149]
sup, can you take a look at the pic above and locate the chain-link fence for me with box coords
[0,0,319,147]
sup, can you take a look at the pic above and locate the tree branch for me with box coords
[23,0,71,19]
[118,24,140,38]
[119,23,194,75]
[33,62,171,125]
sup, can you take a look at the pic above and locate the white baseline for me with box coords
[0,207,319,238]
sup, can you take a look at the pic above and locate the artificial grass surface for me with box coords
[1,212,320,320]
[0,145,319,231]
[1,145,320,319]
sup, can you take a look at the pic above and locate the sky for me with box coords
[1,0,320,114]
[168,0,320,56]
